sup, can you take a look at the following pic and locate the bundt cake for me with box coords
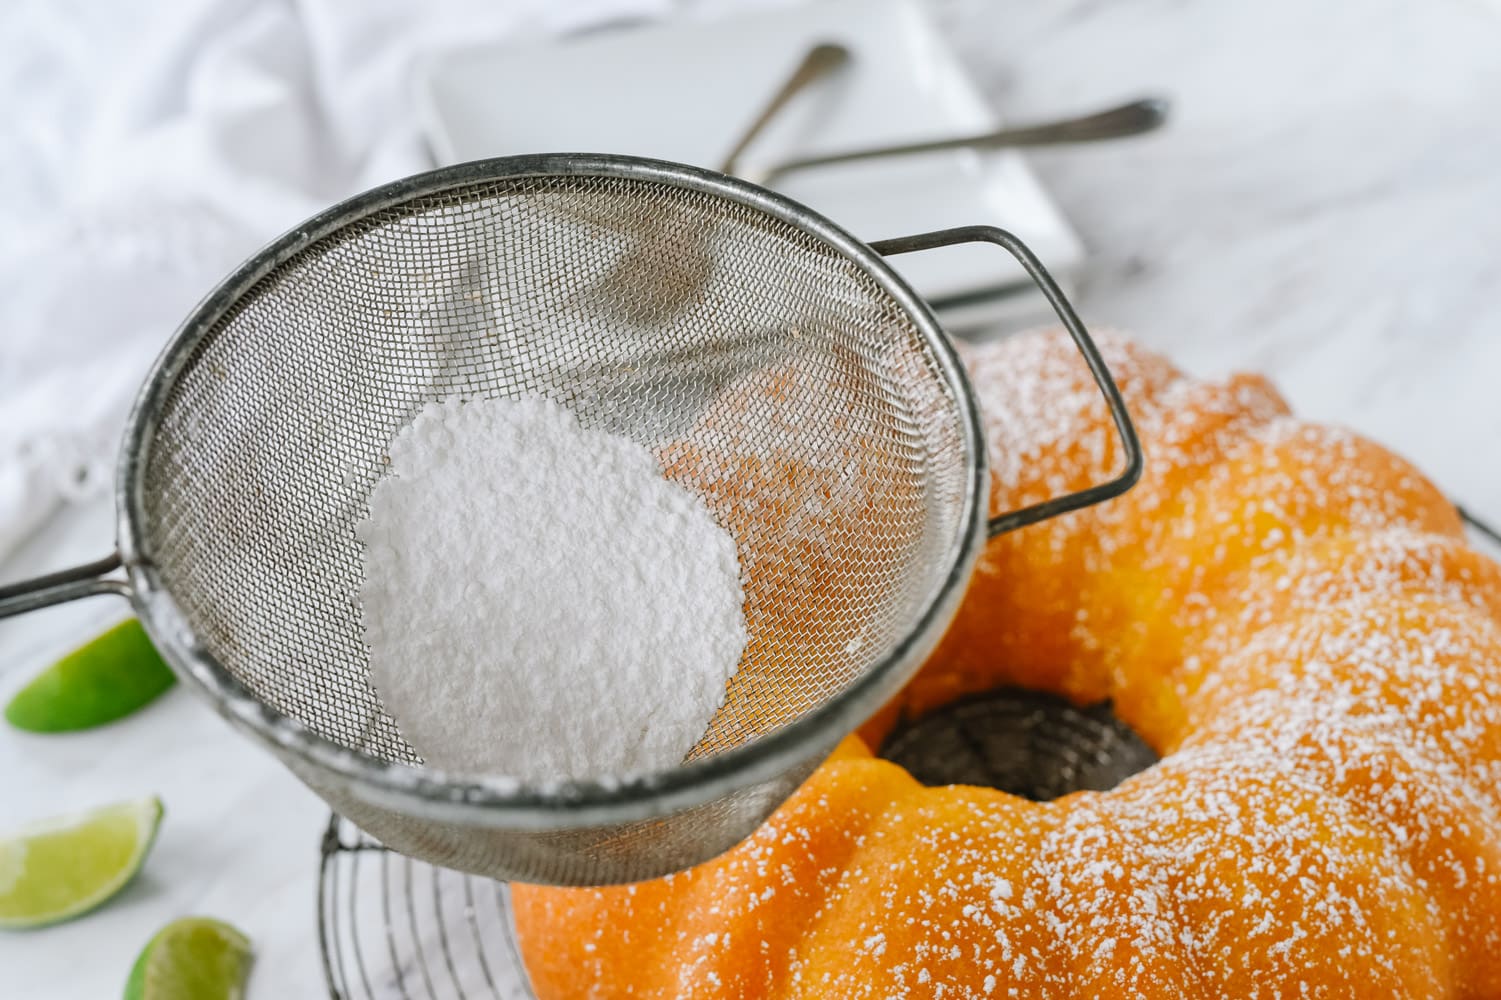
[513,329,1501,998]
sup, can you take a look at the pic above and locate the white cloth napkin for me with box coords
[1,0,780,560]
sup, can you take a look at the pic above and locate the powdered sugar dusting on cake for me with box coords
[511,329,1501,998]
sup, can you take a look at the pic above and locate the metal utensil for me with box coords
[580,41,850,325]
[0,154,1140,887]
[740,96,1170,186]
[717,41,851,175]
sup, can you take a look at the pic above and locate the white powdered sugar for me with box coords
[357,394,747,782]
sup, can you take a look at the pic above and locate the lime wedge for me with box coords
[123,917,253,1000]
[5,619,175,732]
[0,797,163,930]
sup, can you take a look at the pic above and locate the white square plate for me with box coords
[415,0,1085,330]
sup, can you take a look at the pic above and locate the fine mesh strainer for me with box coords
[0,155,1139,885]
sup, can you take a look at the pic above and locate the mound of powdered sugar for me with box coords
[356,395,747,782]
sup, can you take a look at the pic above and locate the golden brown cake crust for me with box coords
[514,329,1501,999]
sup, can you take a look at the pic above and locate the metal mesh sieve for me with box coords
[0,155,1140,885]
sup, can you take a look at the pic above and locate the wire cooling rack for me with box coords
[318,815,534,1000]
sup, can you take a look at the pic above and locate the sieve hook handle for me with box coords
[0,552,132,619]
[871,226,1144,539]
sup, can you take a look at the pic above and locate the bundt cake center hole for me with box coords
[877,689,1158,800]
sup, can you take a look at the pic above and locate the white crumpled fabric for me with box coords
[0,0,787,559]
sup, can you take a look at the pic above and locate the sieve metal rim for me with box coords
[109,153,991,829]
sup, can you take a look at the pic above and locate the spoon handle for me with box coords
[717,43,851,176]
[749,97,1169,185]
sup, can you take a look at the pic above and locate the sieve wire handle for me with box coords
[0,553,131,619]
[871,226,1144,539]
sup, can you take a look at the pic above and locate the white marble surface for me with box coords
[4,1,1500,997]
